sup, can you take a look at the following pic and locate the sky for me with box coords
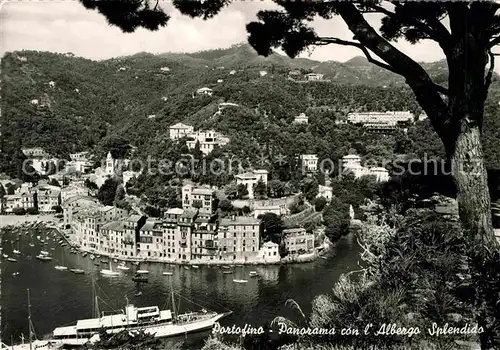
[0,0,490,69]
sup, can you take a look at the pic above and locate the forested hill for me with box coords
[1,44,500,169]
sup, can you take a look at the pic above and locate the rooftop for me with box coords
[165,208,184,215]
[100,220,125,231]
[220,216,260,226]
[170,122,192,129]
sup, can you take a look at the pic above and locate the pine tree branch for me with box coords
[315,37,398,74]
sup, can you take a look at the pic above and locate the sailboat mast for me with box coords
[170,281,176,322]
[27,289,32,350]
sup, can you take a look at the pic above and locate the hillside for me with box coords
[1,44,500,178]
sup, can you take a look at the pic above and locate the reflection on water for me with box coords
[1,228,360,349]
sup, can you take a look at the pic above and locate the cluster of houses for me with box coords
[342,154,390,182]
[1,179,89,214]
[64,180,316,264]
[169,123,230,155]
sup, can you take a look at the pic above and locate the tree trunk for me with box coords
[446,36,500,250]
[449,120,499,249]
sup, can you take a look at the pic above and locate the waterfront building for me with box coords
[162,208,185,260]
[176,209,198,262]
[300,154,318,173]
[217,216,260,262]
[99,215,146,259]
[191,217,218,261]
[235,169,268,199]
[169,122,194,140]
[62,196,99,228]
[258,241,280,263]
[30,184,61,213]
[138,219,164,258]
[282,228,315,255]
[182,183,216,214]
[72,205,127,251]
[2,192,35,213]
[293,113,308,124]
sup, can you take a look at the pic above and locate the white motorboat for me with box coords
[2,254,8,259]
[12,272,20,276]
[101,262,121,276]
[163,272,173,276]
[55,265,68,271]
[233,279,248,283]
[36,255,52,261]
[249,271,258,277]
[192,265,199,269]
[116,264,130,271]
[136,269,149,274]
[13,250,21,255]
[40,250,49,255]
[8,257,18,262]
[51,281,231,347]
[100,269,120,276]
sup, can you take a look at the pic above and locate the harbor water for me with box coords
[1,226,360,349]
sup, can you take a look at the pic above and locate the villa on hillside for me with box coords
[293,113,308,124]
[196,87,213,96]
[235,169,269,199]
[342,154,390,182]
[300,154,318,173]
[305,73,324,81]
[169,122,194,140]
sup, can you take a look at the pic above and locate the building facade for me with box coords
[169,123,194,140]
[282,228,314,254]
[300,154,318,173]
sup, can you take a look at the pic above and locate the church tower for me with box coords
[105,151,115,175]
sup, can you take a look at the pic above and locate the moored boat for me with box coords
[136,269,149,274]
[132,275,148,283]
[117,264,130,271]
[233,279,248,283]
[36,255,52,261]
[70,269,85,274]
[51,281,231,346]
[163,272,173,276]
[7,257,17,262]
[249,271,258,277]
[54,265,68,271]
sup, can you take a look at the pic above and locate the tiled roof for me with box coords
[220,216,260,226]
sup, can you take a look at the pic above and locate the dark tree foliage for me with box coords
[97,178,119,206]
[258,212,285,244]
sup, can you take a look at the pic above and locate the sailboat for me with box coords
[55,250,68,271]
[51,279,232,346]
[100,261,120,276]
